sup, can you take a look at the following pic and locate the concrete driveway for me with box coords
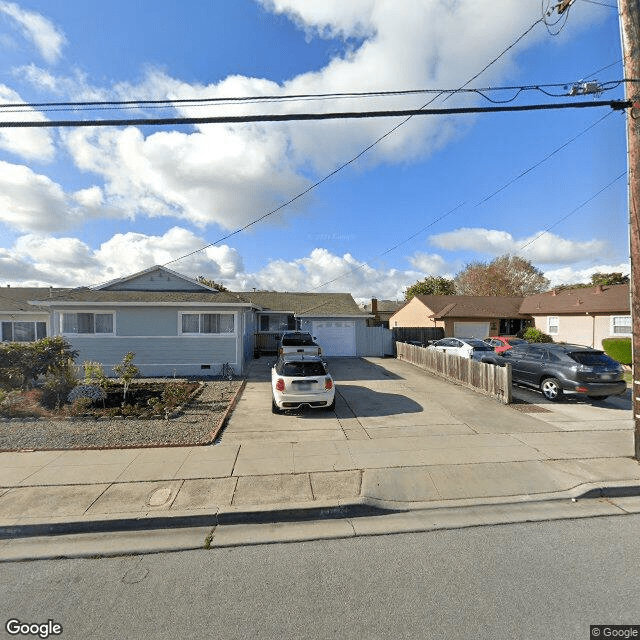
[222,356,633,444]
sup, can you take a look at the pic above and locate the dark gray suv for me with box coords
[489,343,627,402]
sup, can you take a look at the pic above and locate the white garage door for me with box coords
[312,320,356,356]
[453,322,490,339]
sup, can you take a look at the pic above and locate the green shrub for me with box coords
[602,337,632,365]
[522,327,554,343]
[0,337,79,390]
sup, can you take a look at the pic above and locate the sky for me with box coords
[0,0,630,303]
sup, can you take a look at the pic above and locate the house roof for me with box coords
[28,289,253,306]
[237,291,368,317]
[0,287,67,313]
[519,284,630,314]
[365,299,404,314]
[412,295,527,319]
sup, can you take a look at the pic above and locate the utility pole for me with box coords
[618,0,640,459]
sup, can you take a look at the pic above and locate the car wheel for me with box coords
[540,377,563,402]
[271,397,281,414]
[587,395,608,401]
[325,397,336,411]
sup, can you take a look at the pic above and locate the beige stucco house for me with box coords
[389,295,530,338]
[519,283,631,349]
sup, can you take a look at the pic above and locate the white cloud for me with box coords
[429,227,608,265]
[408,252,450,277]
[0,85,54,161]
[30,0,597,232]
[1,229,418,299]
[0,161,70,231]
[544,262,630,287]
[0,1,66,63]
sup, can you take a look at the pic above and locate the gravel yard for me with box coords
[0,380,244,452]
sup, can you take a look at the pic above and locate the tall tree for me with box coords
[454,255,549,296]
[404,276,455,300]
[590,272,629,286]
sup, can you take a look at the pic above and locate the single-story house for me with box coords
[1,265,377,376]
[519,283,631,349]
[388,295,530,338]
[363,298,405,328]
[239,290,372,356]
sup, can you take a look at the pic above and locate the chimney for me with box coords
[371,297,378,317]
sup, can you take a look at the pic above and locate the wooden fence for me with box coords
[396,341,512,404]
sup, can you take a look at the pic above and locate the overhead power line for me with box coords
[0,78,628,114]
[0,99,630,129]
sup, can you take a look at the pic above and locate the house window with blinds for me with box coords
[611,316,631,335]
[1,321,47,342]
[180,313,235,335]
[62,312,114,334]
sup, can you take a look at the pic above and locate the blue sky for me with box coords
[0,0,630,301]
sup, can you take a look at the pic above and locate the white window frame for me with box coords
[611,315,632,336]
[61,311,115,336]
[547,316,559,335]
[1,320,47,342]
[178,312,236,336]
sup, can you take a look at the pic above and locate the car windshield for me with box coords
[282,334,315,346]
[568,351,616,367]
[282,361,326,377]
[466,340,492,350]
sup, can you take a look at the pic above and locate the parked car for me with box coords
[428,337,495,360]
[483,336,528,353]
[278,331,322,356]
[271,354,335,413]
[488,343,626,402]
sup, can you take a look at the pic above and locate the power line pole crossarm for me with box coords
[619,0,640,459]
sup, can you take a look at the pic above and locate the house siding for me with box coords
[66,336,238,377]
[103,272,203,292]
[389,298,439,328]
[533,313,632,349]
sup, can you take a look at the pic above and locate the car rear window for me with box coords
[282,334,315,346]
[283,362,326,376]
[569,351,615,366]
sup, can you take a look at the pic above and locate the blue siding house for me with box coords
[1,265,377,376]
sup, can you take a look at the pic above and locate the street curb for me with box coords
[0,499,394,540]
[3,481,640,542]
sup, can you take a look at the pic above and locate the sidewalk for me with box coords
[0,356,638,559]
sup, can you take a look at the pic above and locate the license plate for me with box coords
[295,382,311,391]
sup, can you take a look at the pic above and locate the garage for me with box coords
[453,322,490,339]
[312,320,356,356]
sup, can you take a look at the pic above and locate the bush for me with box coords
[0,337,79,390]
[522,327,554,343]
[602,337,632,365]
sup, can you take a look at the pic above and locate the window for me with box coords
[547,316,559,335]
[1,321,46,342]
[259,315,270,332]
[612,315,632,335]
[62,312,114,334]
[181,313,234,334]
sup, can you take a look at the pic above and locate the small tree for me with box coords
[405,276,455,300]
[113,352,139,403]
[196,275,229,291]
[523,327,553,343]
